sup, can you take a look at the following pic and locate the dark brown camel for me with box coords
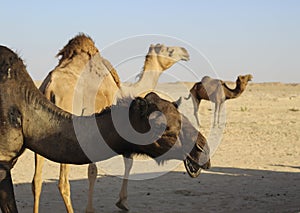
[186,75,253,127]
[0,46,210,213]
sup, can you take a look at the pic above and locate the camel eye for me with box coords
[169,49,174,57]
[154,46,162,54]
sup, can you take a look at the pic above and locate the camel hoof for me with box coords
[116,199,129,211]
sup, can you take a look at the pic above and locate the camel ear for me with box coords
[135,97,149,117]
[148,45,155,55]
[248,74,253,81]
[237,75,243,82]
[168,49,174,57]
[172,97,182,108]
[149,44,155,50]
[144,92,160,101]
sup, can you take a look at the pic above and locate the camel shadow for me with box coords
[270,164,300,170]
[14,167,300,213]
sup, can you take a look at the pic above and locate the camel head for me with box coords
[183,133,211,178]
[128,92,181,138]
[237,74,253,86]
[130,92,210,178]
[145,44,190,71]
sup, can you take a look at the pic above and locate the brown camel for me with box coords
[187,75,253,127]
[0,45,210,213]
[32,34,190,212]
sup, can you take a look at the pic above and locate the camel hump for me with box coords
[200,76,223,96]
[0,45,16,57]
[0,45,27,81]
[201,76,212,83]
[56,33,99,63]
[0,46,21,70]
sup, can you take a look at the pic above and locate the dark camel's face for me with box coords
[129,92,181,150]
[237,74,253,85]
[130,92,211,178]
[184,135,211,178]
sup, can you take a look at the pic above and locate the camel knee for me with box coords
[88,163,97,181]
[58,179,71,197]
[32,178,42,196]
[32,173,44,196]
[58,179,74,213]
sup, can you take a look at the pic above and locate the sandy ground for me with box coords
[11,82,300,213]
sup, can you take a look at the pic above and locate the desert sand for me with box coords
[11,82,300,213]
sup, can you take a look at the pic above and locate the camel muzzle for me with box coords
[184,141,211,178]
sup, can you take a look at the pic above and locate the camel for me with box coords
[117,42,189,98]
[33,34,121,213]
[0,45,210,213]
[186,75,253,127]
[32,34,190,212]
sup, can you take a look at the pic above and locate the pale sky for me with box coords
[1,0,299,83]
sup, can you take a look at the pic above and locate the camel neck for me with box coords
[223,82,245,99]
[134,70,162,91]
[143,56,164,73]
[132,55,164,92]
[21,84,116,164]
[118,65,163,98]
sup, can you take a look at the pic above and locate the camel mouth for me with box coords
[181,54,190,61]
[184,147,211,178]
[184,155,202,178]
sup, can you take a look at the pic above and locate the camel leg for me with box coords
[86,163,97,213]
[116,155,133,211]
[58,164,74,213]
[32,154,45,213]
[218,102,224,127]
[213,103,219,128]
[193,99,201,128]
[0,165,18,213]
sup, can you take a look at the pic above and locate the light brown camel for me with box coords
[32,34,121,213]
[33,34,190,213]
[186,74,253,127]
[0,45,210,213]
[117,43,189,98]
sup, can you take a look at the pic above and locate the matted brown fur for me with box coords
[56,33,120,87]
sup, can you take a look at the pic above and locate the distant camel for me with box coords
[33,34,190,213]
[186,75,253,127]
[0,45,210,213]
